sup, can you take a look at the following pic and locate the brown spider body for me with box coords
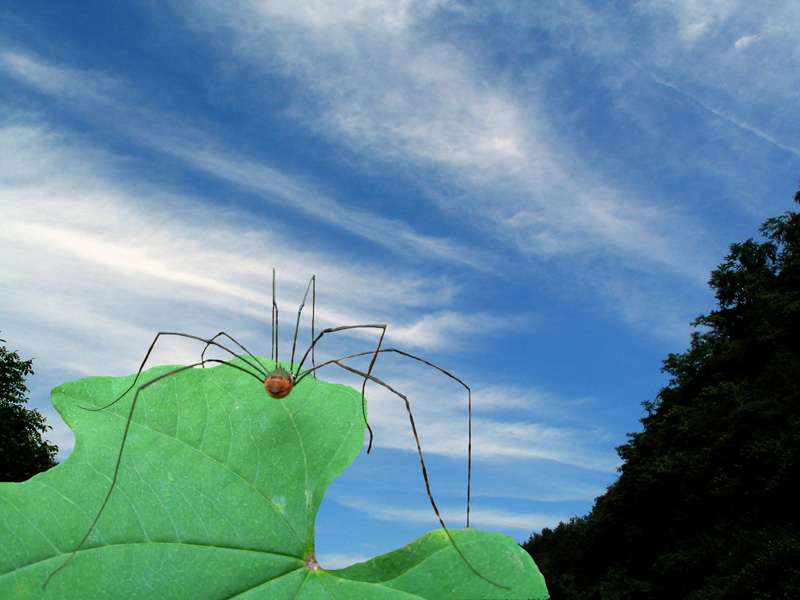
[264,367,294,399]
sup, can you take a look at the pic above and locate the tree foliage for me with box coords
[0,334,58,481]
[523,188,800,599]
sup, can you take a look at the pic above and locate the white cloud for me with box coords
[335,495,558,533]
[6,3,795,348]
[0,50,122,103]
[643,70,800,159]
[317,348,619,476]
[630,2,800,119]
[0,49,494,272]
[173,1,724,320]
[734,34,759,50]
[0,120,501,351]
[635,0,738,43]
[314,552,373,571]
[358,377,617,472]
[3,5,738,345]
[385,310,530,351]
[0,119,516,457]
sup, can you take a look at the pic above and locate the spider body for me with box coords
[264,366,294,398]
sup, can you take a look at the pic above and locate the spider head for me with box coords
[265,367,294,399]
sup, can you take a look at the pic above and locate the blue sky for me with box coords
[1,1,799,570]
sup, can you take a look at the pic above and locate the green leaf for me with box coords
[0,358,548,599]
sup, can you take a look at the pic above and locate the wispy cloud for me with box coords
[1,14,725,343]
[314,552,374,571]
[0,50,123,103]
[170,146,495,270]
[358,376,618,472]
[0,118,518,459]
[644,70,800,159]
[0,119,502,348]
[0,48,494,271]
[335,495,558,533]
[626,2,800,142]
[173,0,725,333]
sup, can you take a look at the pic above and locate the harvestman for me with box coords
[45,271,499,588]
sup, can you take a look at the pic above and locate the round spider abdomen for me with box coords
[265,367,294,399]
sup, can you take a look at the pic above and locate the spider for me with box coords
[44,270,497,588]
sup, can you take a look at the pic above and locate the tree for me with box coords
[523,187,800,599]
[0,333,58,481]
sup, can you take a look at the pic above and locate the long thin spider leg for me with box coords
[82,332,261,413]
[319,348,471,526]
[289,275,316,368]
[43,358,264,588]
[311,277,315,370]
[272,269,278,363]
[331,360,508,590]
[294,324,386,452]
[295,324,384,374]
[199,331,268,378]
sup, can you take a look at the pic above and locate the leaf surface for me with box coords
[0,358,547,599]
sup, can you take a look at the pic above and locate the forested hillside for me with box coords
[524,189,800,599]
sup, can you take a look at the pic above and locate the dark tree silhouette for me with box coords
[0,333,58,481]
[524,186,800,599]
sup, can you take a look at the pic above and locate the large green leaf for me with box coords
[0,358,548,599]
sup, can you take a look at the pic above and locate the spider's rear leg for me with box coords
[294,324,387,452]
[84,331,266,413]
[332,360,506,590]
[44,357,264,588]
[331,347,472,526]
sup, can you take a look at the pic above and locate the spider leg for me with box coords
[294,324,386,452]
[331,360,507,590]
[82,331,265,413]
[199,331,268,379]
[322,347,472,527]
[272,269,278,363]
[289,275,316,370]
[44,358,264,588]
